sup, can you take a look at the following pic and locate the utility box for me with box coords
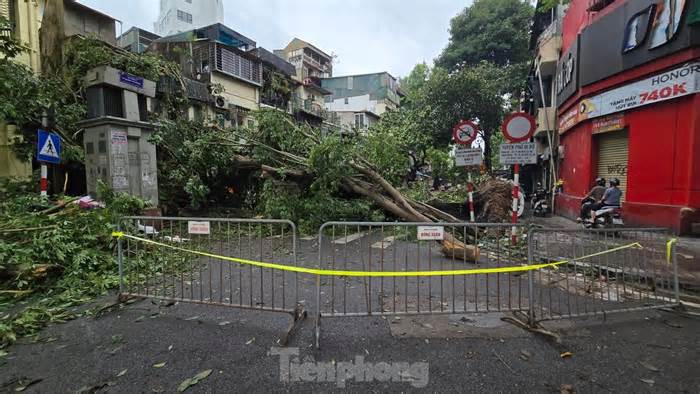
[80,66,159,204]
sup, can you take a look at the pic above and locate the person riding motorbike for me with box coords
[590,178,622,222]
[577,177,606,222]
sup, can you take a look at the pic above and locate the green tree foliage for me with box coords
[150,118,241,211]
[436,0,534,71]
[399,62,431,105]
[0,182,149,348]
[0,17,28,59]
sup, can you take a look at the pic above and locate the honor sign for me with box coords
[559,61,700,133]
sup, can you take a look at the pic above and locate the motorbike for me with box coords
[530,183,550,217]
[583,205,624,229]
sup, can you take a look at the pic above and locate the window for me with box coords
[177,10,193,24]
[216,113,226,128]
[216,45,262,84]
[354,113,366,128]
[347,76,353,90]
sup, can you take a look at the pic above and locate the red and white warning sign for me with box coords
[417,226,444,241]
[188,221,211,235]
[501,112,536,143]
[452,120,478,146]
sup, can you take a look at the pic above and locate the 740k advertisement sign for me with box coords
[559,61,700,133]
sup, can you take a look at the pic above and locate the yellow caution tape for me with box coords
[666,238,677,263]
[112,231,643,277]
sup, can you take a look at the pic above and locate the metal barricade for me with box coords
[527,227,679,323]
[116,216,305,343]
[314,222,529,347]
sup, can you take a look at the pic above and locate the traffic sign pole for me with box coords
[511,164,520,245]
[452,119,480,224]
[40,114,48,198]
[500,112,535,246]
[40,164,48,197]
[467,172,475,222]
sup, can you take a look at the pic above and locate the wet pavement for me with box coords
[1,293,698,392]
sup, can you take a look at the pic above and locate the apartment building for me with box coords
[0,0,40,179]
[275,38,335,126]
[63,0,118,46]
[118,27,161,54]
[322,72,403,130]
[149,23,261,128]
[0,0,118,180]
[154,0,224,37]
[522,3,566,197]
[251,47,298,112]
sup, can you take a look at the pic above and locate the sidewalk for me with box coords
[526,214,700,295]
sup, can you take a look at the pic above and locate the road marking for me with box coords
[372,236,396,249]
[332,231,366,244]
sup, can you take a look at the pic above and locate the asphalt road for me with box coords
[2,227,698,392]
[1,292,699,392]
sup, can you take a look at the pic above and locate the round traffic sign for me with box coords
[452,120,478,146]
[501,112,536,143]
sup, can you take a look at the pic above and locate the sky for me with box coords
[79,0,470,78]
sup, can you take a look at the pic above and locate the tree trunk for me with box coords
[483,128,493,173]
[40,0,65,77]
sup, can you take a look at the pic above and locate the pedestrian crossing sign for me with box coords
[37,129,61,164]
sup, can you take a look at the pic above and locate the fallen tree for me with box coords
[153,109,485,260]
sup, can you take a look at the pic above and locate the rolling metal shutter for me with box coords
[596,130,629,202]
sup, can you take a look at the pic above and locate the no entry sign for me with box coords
[452,120,478,146]
[501,112,535,143]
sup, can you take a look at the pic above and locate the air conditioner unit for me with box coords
[214,95,229,109]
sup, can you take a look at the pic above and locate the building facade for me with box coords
[276,38,335,126]
[63,0,117,46]
[322,72,403,130]
[0,0,41,179]
[523,3,567,197]
[553,0,700,234]
[118,27,161,54]
[154,0,223,37]
[149,23,261,128]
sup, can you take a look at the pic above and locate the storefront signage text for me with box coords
[559,61,700,133]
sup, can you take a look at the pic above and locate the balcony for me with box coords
[536,22,562,77]
[292,96,323,119]
[303,75,323,89]
[157,76,211,103]
[303,53,331,74]
[535,107,556,136]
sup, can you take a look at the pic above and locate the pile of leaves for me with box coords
[0,181,148,348]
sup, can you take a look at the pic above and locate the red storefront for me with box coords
[554,0,700,234]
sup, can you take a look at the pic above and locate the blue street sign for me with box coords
[37,129,61,164]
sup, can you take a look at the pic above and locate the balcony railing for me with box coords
[537,20,561,48]
[303,54,331,73]
[291,96,341,123]
[157,76,211,103]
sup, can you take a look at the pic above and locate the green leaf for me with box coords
[177,369,213,392]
